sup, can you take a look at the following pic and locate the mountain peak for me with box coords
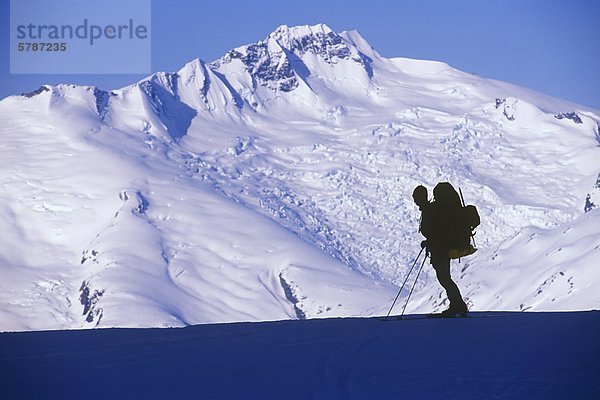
[210,23,369,94]
[265,23,351,60]
[268,23,334,42]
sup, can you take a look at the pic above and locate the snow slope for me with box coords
[1,312,599,399]
[1,24,599,331]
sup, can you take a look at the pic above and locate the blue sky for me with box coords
[1,0,599,109]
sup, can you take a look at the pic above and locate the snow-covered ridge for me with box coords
[3,311,598,398]
[1,24,599,331]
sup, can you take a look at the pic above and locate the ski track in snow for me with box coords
[1,24,599,331]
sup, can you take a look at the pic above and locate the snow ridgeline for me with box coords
[1,311,599,399]
[1,23,599,331]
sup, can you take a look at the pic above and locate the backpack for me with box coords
[432,182,480,260]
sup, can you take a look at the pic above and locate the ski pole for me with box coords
[384,247,424,320]
[399,252,429,319]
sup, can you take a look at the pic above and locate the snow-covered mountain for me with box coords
[1,24,599,331]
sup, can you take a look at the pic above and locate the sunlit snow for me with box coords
[1,24,599,331]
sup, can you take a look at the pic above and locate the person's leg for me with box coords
[431,253,466,311]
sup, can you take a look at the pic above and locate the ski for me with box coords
[426,312,468,319]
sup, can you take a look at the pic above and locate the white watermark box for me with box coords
[10,0,151,74]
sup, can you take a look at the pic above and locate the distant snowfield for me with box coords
[1,24,599,331]
[1,312,599,399]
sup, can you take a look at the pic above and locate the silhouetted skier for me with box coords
[413,184,468,316]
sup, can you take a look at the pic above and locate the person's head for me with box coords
[412,185,428,208]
